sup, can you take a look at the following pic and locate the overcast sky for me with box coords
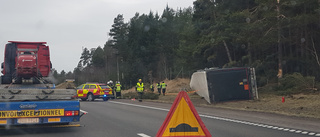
[0,0,194,73]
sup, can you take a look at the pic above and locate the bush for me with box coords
[122,92,138,99]
[122,92,159,100]
[143,92,159,100]
[275,72,315,95]
[257,76,268,87]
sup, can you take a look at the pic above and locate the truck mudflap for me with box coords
[0,100,84,128]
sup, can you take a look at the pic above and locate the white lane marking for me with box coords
[267,126,273,128]
[309,133,316,135]
[137,133,151,137]
[109,101,320,136]
[289,129,296,132]
[257,124,263,127]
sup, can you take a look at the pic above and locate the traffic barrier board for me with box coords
[156,91,211,137]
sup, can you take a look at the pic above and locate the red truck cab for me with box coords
[1,41,51,84]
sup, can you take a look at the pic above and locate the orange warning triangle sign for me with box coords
[156,91,211,137]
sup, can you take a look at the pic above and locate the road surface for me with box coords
[1,99,319,137]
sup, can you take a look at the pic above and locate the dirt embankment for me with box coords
[55,82,76,89]
[123,78,320,119]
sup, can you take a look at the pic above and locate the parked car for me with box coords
[76,83,114,101]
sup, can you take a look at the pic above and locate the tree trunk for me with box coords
[248,42,252,65]
[160,53,168,79]
[276,0,283,79]
[311,37,320,68]
[223,40,233,63]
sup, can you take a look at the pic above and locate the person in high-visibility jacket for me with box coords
[136,79,144,102]
[156,82,161,95]
[161,81,167,96]
[115,82,122,99]
[150,84,154,92]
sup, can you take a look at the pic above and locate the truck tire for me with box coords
[81,98,87,101]
[32,77,40,84]
[87,93,94,101]
[1,75,12,84]
[4,43,17,76]
[15,77,22,84]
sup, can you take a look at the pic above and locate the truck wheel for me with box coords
[15,77,22,84]
[81,98,87,101]
[1,76,12,84]
[87,93,94,101]
[32,77,40,84]
[5,44,16,75]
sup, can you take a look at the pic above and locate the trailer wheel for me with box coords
[87,93,94,101]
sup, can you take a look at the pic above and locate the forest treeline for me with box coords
[54,0,320,89]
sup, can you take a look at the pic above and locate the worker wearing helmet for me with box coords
[107,79,114,87]
[107,79,115,96]
[115,82,122,99]
[136,79,144,102]
[161,81,167,96]
[156,82,161,95]
[150,84,154,92]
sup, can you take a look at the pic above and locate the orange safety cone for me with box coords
[282,97,285,103]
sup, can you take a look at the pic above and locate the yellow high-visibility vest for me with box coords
[136,82,144,92]
[116,84,121,92]
[161,83,166,89]
[157,83,161,88]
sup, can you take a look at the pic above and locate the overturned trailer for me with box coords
[190,67,258,103]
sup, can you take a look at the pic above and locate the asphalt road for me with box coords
[1,99,319,137]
